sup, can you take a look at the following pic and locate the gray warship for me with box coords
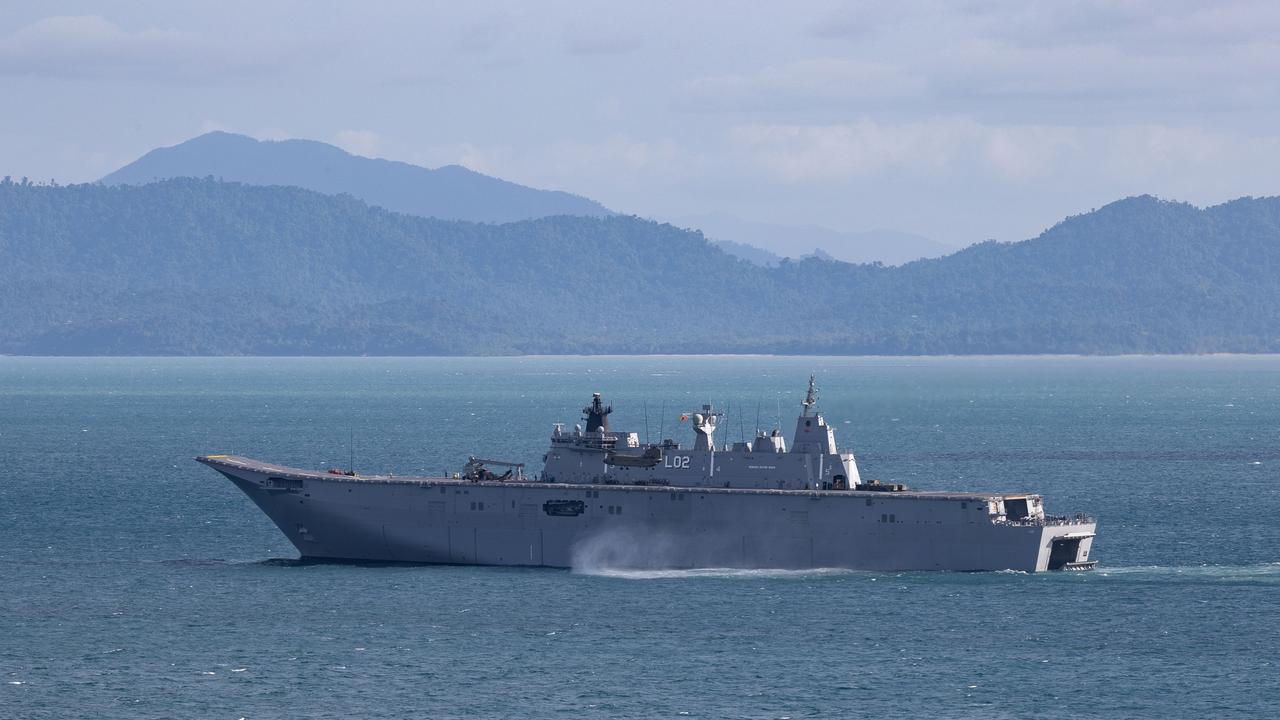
[198,378,1097,572]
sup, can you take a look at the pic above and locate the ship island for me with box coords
[198,377,1097,572]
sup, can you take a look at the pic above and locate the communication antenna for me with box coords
[348,429,355,474]
[738,403,746,444]
[724,400,730,447]
[658,400,666,442]
[755,401,762,435]
[643,400,650,445]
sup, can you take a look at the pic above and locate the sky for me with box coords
[2,0,1279,246]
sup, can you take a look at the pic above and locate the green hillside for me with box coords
[2,177,1277,354]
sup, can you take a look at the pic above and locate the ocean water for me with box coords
[2,355,1278,719]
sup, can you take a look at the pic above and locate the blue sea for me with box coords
[2,356,1278,719]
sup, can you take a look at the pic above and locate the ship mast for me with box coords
[583,392,612,432]
[801,375,818,417]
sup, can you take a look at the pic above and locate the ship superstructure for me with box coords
[198,377,1097,572]
[543,383,858,492]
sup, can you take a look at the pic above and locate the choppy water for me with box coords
[2,355,1279,719]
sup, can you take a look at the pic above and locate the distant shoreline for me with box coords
[4,353,1280,360]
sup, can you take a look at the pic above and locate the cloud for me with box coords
[728,118,1280,188]
[332,130,381,158]
[923,38,1255,114]
[727,120,967,181]
[0,15,288,82]
[808,0,918,39]
[543,135,691,176]
[961,0,1280,50]
[811,0,1280,49]
[562,28,643,55]
[795,1,1280,122]
[980,126,1081,180]
[679,58,924,113]
[453,16,508,53]
[414,134,703,202]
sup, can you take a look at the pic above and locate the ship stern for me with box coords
[1037,520,1097,571]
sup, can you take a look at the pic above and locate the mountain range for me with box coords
[101,132,947,265]
[101,131,612,224]
[2,176,1277,355]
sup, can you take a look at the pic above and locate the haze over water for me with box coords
[2,356,1278,718]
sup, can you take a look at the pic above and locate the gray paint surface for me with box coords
[198,381,1096,572]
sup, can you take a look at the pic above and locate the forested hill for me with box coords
[100,132,612,224]
[2,177,1278,355]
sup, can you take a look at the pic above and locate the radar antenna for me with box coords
[801,375,819,416]
[686,404,722,451]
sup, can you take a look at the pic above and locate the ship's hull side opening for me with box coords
[1047,536,1094,570]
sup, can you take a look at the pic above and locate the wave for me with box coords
[1095,562,1280,583]
[574,567,859,580]
[580,562,1280,582]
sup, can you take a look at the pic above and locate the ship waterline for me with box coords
[197,378,1097,572]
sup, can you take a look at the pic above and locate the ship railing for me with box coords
[998,513,1094,527]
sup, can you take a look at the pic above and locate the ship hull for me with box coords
[201,456,1095,572]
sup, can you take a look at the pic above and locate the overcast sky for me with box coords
[2,0,1279,245]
